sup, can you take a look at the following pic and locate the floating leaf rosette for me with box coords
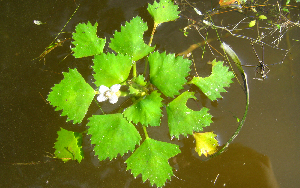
[46,0,243,187]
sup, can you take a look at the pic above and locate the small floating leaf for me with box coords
[166,91,213,139]
[54,128,84,163]
[71,21,106,58]
[47,68,95,124]
[148,51,191,97]
[190,60,234,101]
[249,20,256,27]
[123,91,163,127]
[259,15,267,20]
[109,16,155,61]
[93,53,133,87]
[147,0,180,25]
[87,114,141,161]
[126,138,180,187]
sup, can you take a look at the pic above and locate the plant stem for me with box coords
[210,76,249,158]
[145,23,157,76]
[142,126,149,139]
[148,23,157,47]
[208,42,250,160]
[133,61,137,78]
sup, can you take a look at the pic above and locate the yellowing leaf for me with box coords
[193,132,219,157]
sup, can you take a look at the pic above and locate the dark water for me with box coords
[1,0,300,187]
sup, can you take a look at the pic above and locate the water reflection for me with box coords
[169,143,279,188]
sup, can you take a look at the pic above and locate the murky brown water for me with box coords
[1,0,300,187]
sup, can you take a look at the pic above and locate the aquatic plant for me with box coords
[47,0,237,187]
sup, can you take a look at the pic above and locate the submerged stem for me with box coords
[208,42,250,159]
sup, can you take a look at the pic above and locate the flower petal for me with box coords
[99,85,109,93]
[97,94,107,102]
[110,84,121,92]
[108,94,118,104]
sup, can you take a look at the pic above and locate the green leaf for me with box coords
[128,75,148,97]
[193,131,219,157]
[47,68,95,124]
[259,15,267,20]
[249,20,256,27]
[148,51,191,97]
[166,91,213,139]
[134,74,147,87]
[71,21,106,58]
[54,128,84,163]
[123,91,163,127]
[282,7,289,12]
[93,53,133,87]
[147,0,180,25]
[126,138,180,187]
[87,114,141,161]
[190,60,234,101]
[276,24,281,30]
[109,16,155,61]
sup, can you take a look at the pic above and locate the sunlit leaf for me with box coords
[87,114,141,161]
[190,60,234,101]
[259,15,267,20]
[166,91,213,139]
[54,128,84,163]
[93,53,133,87]
[249,20,256,27]
[282,7,289,12]
[193,132,219,157]
[123,91,163,127]
[148,51,191,97]
[147,0,180,25]
[109,16,155,61]
[47,68,95,124]
[71,21,106,58]
[126,138,180,187]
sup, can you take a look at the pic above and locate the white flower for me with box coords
[33,20,45,25]
[97,84,121,104]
